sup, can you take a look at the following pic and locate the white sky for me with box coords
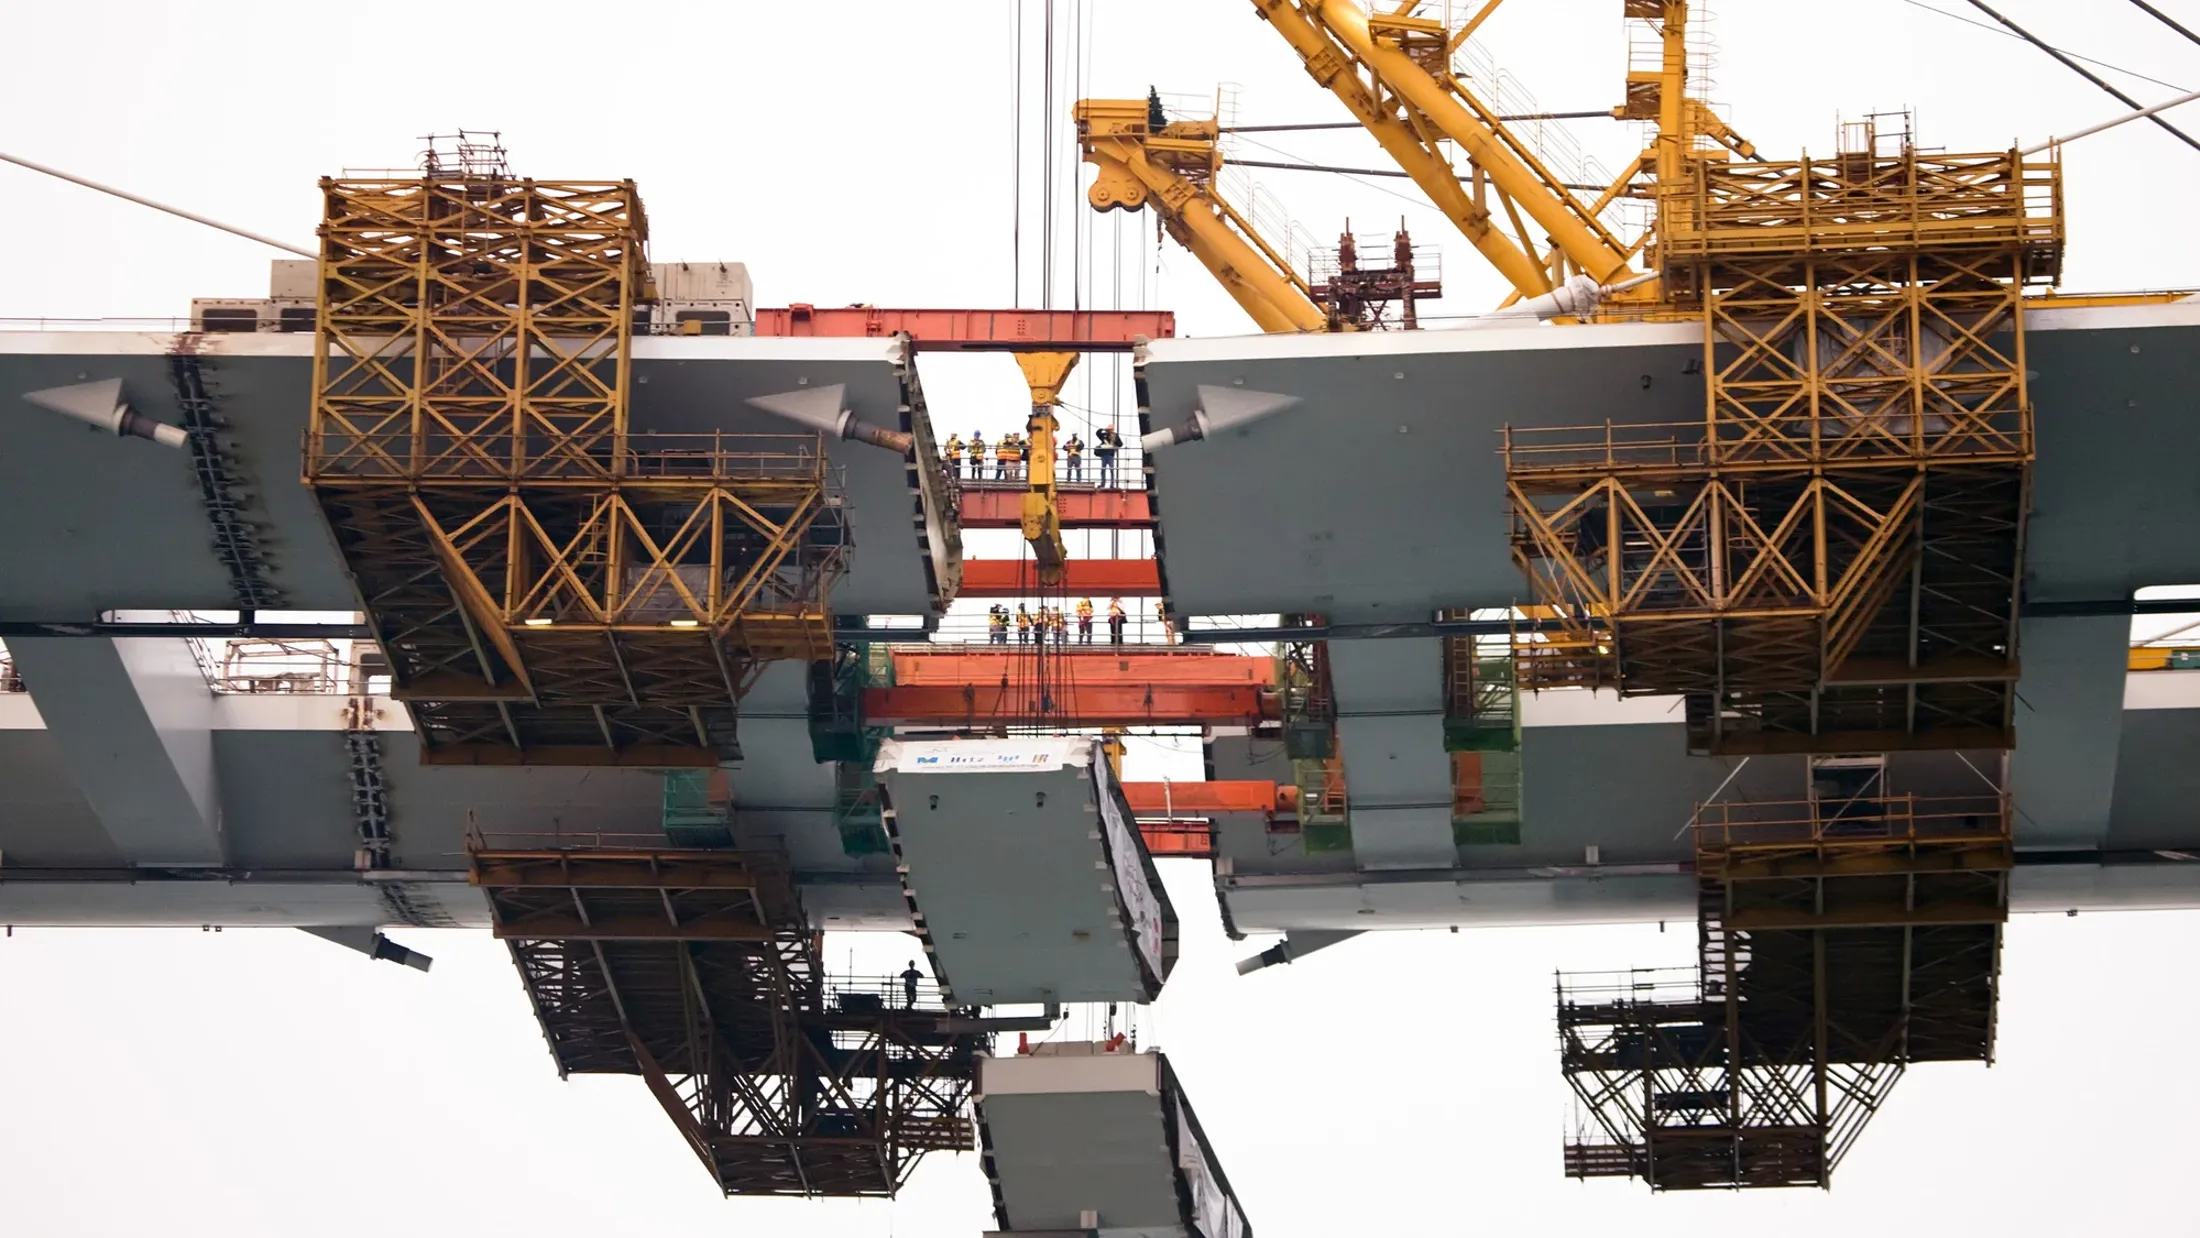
[5,1,2200,1234]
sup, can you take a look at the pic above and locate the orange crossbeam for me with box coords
[752,306,1173,351]
[888,649,1271,687]
[959,559,1162,597]
[957,487,1154,530]
[1137,821,1216,859]
[862,683,1270,727]
[1122,780,1284,815]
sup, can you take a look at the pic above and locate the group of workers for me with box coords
[941,425,1123,486]
[987,598,1132,646]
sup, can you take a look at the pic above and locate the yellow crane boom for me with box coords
[1254,0,1641,292]
[1075,98,1330,334]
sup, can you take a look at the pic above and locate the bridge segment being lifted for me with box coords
[978,1041,1251,1238]
[877,737,1175,1007]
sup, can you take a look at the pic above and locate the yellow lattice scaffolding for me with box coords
[307,159,845,765]
[1507,122,2063,754]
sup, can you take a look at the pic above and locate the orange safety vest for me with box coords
[999,440,1023,461]
[1076,600,1093,619]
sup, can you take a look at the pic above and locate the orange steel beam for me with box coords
[958,487,1155,530]
[1137,821,1216,859]
[752,306,1174,351]
[1122,780,1283,815]
[888,648,1271,687]
[862,682,1271,727]
[959,559,1161,597]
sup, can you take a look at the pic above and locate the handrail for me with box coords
[303,428,838,484]
[1691,793,2010,852]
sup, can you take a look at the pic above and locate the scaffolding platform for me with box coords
[1556,780,2012,1190]
[876,738,1175,1006]
[470,833,979,1197]
[978,1042,1251,1238]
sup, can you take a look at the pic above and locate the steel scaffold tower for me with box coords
[1506,120,2063,754]
[471,833,980,1196]
[307,149,846,766]
[1557,766,2012,1190]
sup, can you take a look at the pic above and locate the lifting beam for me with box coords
[1014,352,1079,586]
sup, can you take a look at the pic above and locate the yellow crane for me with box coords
[1249,0,1754,308]
[1076,96,1332,334]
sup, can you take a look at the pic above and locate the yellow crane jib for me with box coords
[1015,351,1079,585]
[1075,98,1331,334]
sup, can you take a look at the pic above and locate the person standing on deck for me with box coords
[988,604,1009,645]
[1107,597,1126,646]
[1063,433,1085,483]
[1094,425,1121,487]
[1016,603,1033,644]
[997,432,1023,481]
[1076,597,1094,644]
[968,431,986,481]
[942,433,963,478]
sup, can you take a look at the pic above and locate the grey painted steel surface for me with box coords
[0,332,953,620]
[1139,303,2200,621]
[978,1047,1249,1238]
[1142,302,2200,886]
[4,676,2200,929]
[8,636,225,865]
[1325,637,1453,869]
[877,738,1175,1005]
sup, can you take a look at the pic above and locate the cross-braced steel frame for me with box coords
[307,174,847,765]
[1556,791,2010,1190]
[472,835,979,1197]
[1506,144,2061,755]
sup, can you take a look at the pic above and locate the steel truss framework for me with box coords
[473,836,979,1197]
[1506,144,2062,754]
[1558,792,2010,1190]
[1275,621,1349,843]
[1308,226,1442,331]
[307,174,846,765]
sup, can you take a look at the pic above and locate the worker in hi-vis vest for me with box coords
[942,433,963,478]
[1094,425,1121,487]
[1107,597,1127,645]
[1076,597,1095,643]
[1015,603,1033,643]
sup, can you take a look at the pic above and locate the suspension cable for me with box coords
[1964,0,2200,153]
[2128,0,2200,49]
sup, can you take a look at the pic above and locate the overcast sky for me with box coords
[4,1,2200,1234]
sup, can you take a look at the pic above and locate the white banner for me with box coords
[1094,756,1166,982]
[877,736,1085,775]
[1176,1096,1247,1238]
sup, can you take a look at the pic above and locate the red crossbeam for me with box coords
[958,559,1162,598]
[887,649,1271,687]
[862,683,1270,727]
[753,306,1173,351]
[957,487,1154,530]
